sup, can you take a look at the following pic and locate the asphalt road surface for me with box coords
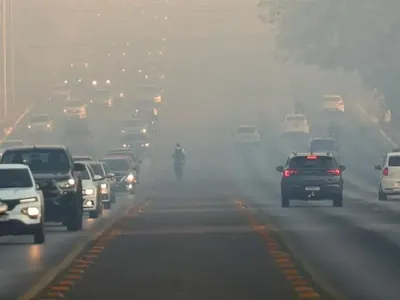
[2,0,400,299]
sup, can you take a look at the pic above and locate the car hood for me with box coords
[32,173,71,182]
[0,187,36,200]
[82,179,95,189]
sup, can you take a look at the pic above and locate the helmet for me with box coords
[176,143,181,148]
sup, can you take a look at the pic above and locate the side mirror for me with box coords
[36,184,41,190]
[339,165,346,171]
[93,174,102,181]
[73,163,86,171]
[276,166,284,172]
[107,172,115,178]
[374,165,382,171]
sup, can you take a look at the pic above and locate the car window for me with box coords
[74,164,91,179]
[1,149,70,173]
[102,163,111,174]
[100,159,130,171]
[123,120,141,127]
[236,127,256,134]
[388,156,400,167]
[0,169,33,188]
[288,156,336,169]
[90,163,105,176]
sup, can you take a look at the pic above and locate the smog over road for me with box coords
[0,0,398,300]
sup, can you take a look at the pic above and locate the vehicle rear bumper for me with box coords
[282,184,342,200]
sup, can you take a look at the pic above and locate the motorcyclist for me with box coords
[172,143,185,179]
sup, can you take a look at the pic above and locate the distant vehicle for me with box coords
[233,125,260,145]
[0,145,85,231]
[100,156,137,194]
[0,140,24,156]
[138,84,163,103]
[105,147,141,170]
[0,164,45,244]
[283,114,310,135]
[73,155,93,161]
[309,138,340,158]
[63,98,87,119]
[375,152,400,200]
[133,107,158,124]
[28,114,53,133]
[276,152,345,207]
[73,161,103,219]
[121,118,149,135]
[120,132,150,155]
[323,95,344,113]
[88,89,114,107]
[87,161,116,208]
[49,83,70,103]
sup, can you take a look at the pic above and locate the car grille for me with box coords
[0,199,19,211]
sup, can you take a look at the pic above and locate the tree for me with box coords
[260,0,400,120]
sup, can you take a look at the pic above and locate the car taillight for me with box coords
[283,169,298,177]
[327,169,341,176]
[383,167,389,176]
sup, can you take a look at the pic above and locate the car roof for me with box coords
[0,163,29,170]
[65,98,83,103]
[311,138,335,141]
[286,113,306,118]
[2,145,66,151]
[289,152,333,158]
[386,152,400,157]
[73,155,92,159]
[108,148,131,152]
[1,139,23,143]
[101,155,130,160]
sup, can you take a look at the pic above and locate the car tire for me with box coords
[66,193,83,231]
[104,201,111,209]
[33,223,45,244]
[333,194,343,207]
[281,194,290,207]
[378,188,387,201]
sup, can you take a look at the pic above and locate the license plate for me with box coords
[305,187,320,191]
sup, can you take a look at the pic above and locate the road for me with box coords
[0,0,399,299]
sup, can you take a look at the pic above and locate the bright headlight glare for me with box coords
[58,178,75,188]
[100,183,107,189]
[20,197,37,203]
[84,188,94,195]
[28,125,31,128]
[46,124,51,128]
[127,174,134,182]
[141,128,146,133]
[27,207,40,217]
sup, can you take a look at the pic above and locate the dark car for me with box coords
[0,145,85,231]
[100,156,137,194]
[73,155,93,161]
[120,132,150,157]
[276,152,345,207]
[133,107,158,124]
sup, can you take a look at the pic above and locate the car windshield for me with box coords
[30,115,50,123]
[0,141,23,149]
[237,127,256,134]
[100,159,130,171]
[286,115,305,122]
[74,165,90,179]
[1,149,70,173]
[310,140,335,151]
[121,133,147,141]
[388,156,400,166]
[89,163,105,176]
[123,120,142,127]
[65,100,83,107]
[0,169,33,188]
[288,156,336,169]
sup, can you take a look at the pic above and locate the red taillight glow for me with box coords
[307,155,318,160]
[327,169,341,176]
[283,169,298,177]
[383,167,389,176]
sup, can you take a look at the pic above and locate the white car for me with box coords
[28,114,53,133]
[73,161,103,218]
[234,125,260,144]
[283,114,310,134]
[63,98,87,119]
[323,95,344,112]
[375,152,400,200]
[0,140,24,156]
[87,161,116,209]
[121,118,149,135]
[0,164,45,244]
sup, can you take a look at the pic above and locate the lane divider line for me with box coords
[18,200,149,300]
[234,199,329,300]
[31,202,149,300]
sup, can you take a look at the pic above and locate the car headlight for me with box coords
[63,109,67,112]
[120,92,124,98]
[100,183,107,189]
[20,197,37,203]
[141,143,149,147]
[58,178,75,188]
[121,130,125,133]
[46,124,51,128]
[28,125,31,129]
[126,174,135,182]
[141,128,146,133]
[84,188,94,195]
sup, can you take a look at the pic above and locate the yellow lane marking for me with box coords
[29,201,150,300]
[233,199,323,299]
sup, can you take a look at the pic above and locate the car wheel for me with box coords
[281,194,290,207]
[333,194,343,207]
[104,201,111,209]
[66,193,83,231]
[378,188,387,201]
[33,222,45,244]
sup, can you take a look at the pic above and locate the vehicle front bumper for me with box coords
[0,201,42,235]
[83,195,98,212]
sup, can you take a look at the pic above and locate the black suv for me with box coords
[0,145,85,231]
[276,152,345,207]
